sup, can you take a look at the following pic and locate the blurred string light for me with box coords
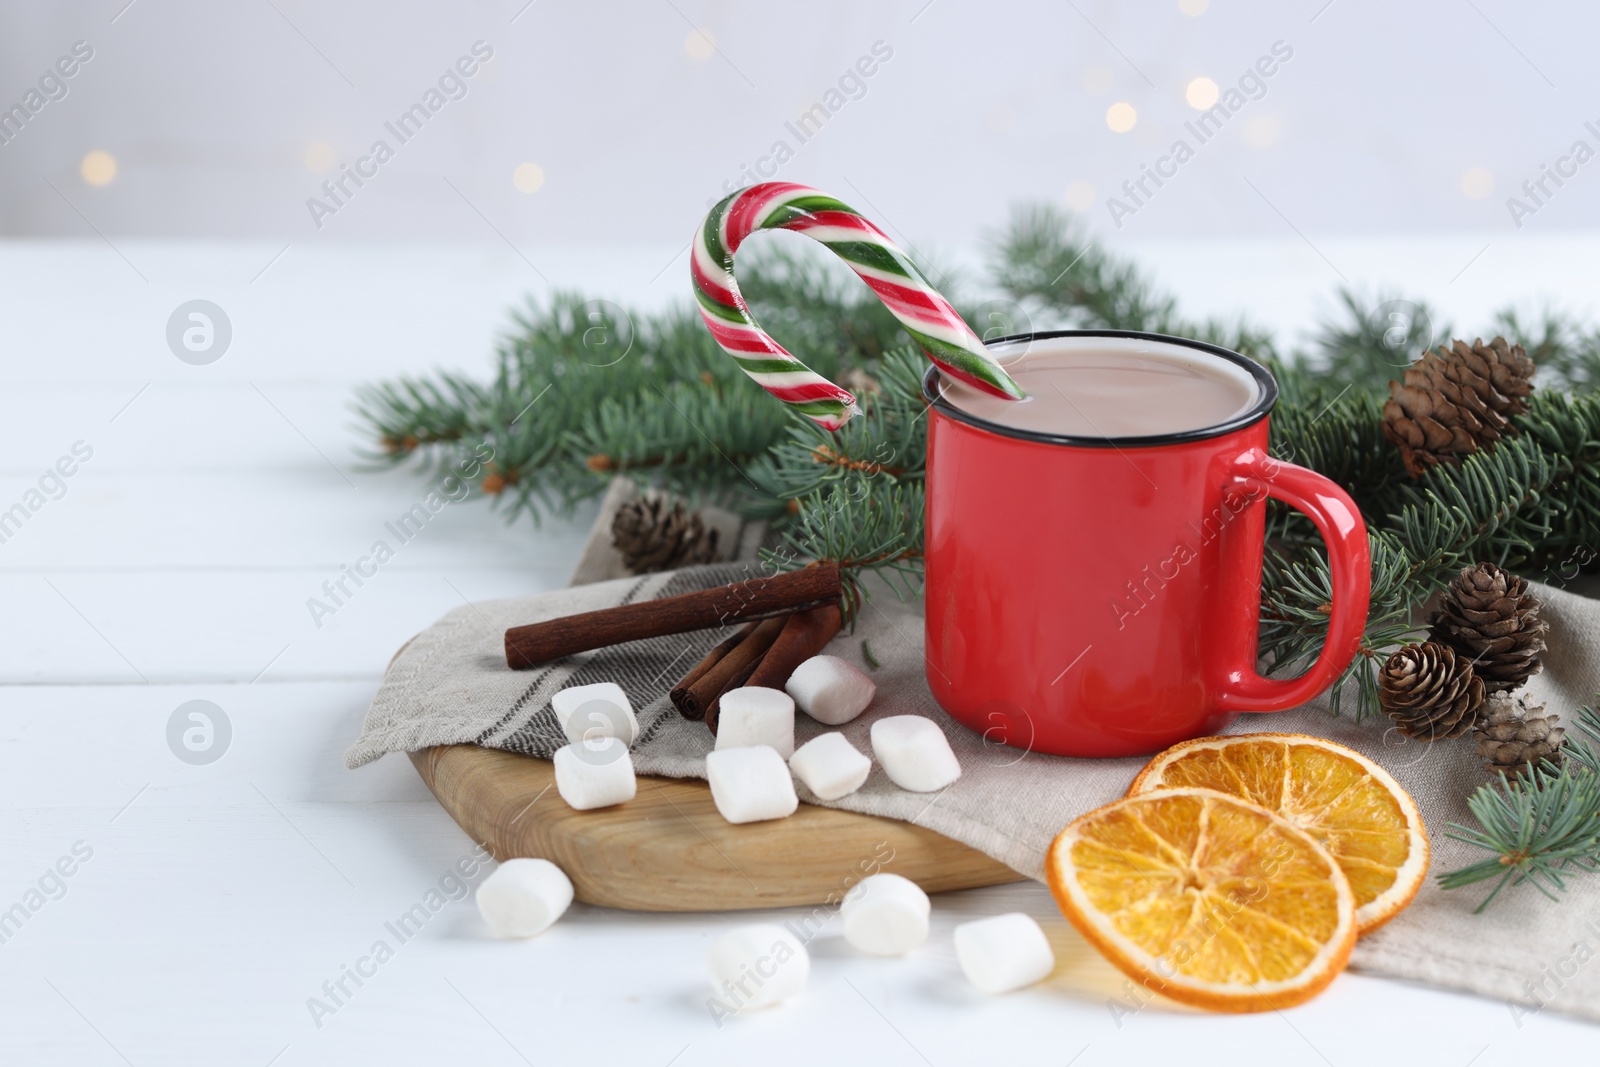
[1179,0,1209,14]
[1064,181,1096,211]
[514,162,545,193]
[1460,167,1495,200]
[80,150,116,186]
[303,141,336,173]
[1185,77,1219,109]
[1105,102,1137,133]
[684,28,716,62]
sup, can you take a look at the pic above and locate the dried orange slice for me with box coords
[1046,788,1356,1012]
[1127,734,1428,934]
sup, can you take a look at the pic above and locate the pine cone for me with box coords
[1428,562,1547,693]
[1475,691,1565,777]
[1378,641,1486,740]
[1381,337,1535,477]
[610,496,721,574]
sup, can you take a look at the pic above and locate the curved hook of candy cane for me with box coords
[690,182,1026,431]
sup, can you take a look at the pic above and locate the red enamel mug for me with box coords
[922,330,1371,758]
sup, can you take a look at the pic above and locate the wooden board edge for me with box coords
[410,744,1025,912]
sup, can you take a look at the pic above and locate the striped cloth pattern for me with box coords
[691,182,1025,430]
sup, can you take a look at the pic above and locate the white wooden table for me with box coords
[1,240,1593,1066]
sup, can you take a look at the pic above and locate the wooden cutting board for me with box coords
[411,744,1024,911]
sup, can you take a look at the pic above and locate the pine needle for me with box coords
[1439,705,1600,911]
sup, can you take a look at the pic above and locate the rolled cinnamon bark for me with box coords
[504,564,840,669]
[675,616,785,723]
[698,604,844,734]
[672,620,760,699]
[744,604,843,691]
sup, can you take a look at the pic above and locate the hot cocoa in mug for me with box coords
[923,331,1371,758]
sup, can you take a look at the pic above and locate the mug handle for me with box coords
[1214,448,1371,713]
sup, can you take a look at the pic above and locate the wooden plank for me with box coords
[410,744,1024,912]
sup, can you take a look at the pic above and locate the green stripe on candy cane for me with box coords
[691,183,1025,431]
[814,239,915,280]
[731,356,819,376]
[787,397,858,418]
[901,325,1021,388]
[692,284,747,325]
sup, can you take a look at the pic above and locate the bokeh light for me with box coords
[1105,102,1138,133]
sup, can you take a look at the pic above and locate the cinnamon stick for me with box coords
[744,604,843,690]
[676,616,785,723]
[689,604,844,734]
[673,620,760,697]
[504,564,840,669]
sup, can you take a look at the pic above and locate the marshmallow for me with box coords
[954,913,1055,993]
[785,655,876,726]
[551,682,638,747]
[706,924,809,1012]
[788,732,871,801]
[553,737,636,810]
[476,858,574,938]
[871,715,962,792]
[715,687,795,758]
[706,745,798,824]
[841,873,930,956]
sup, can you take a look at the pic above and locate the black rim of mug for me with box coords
[920,328,1279,449]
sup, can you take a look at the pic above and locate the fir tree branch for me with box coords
[1304,288,1451,392]
[988,203,1277,360]
[759,477,927,622]
[1440,703,1600,911]
[1493,305,1600,392]
[745,346,928,508]
[737,241,915,368]
[1267,375,1407,515]
[352,372,486,463]
[1257,378,1600,719]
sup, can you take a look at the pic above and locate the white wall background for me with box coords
[1,0,1594,249]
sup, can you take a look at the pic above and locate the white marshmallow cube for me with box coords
[715,686,795,758]
[551,681,638,747]
[476,858,574,938]
[553,737,636,810]
[788,732,871,801]
[954,913,1055,994]
[706,924,809,1011]
[785,655,877,726]
[841,873,930,956]
[871,715,962,792]
[706,746,798,824]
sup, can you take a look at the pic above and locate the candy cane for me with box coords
[691,182,1025,431]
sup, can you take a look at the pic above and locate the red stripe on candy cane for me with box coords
[701,316,788,355]
[724,183,806,251]
[784,209,891,242]
[929,360,1009,394]
[858,274,951,317]
[765,382,852,404]
[690,253,739,308]
[859,292,967,340]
